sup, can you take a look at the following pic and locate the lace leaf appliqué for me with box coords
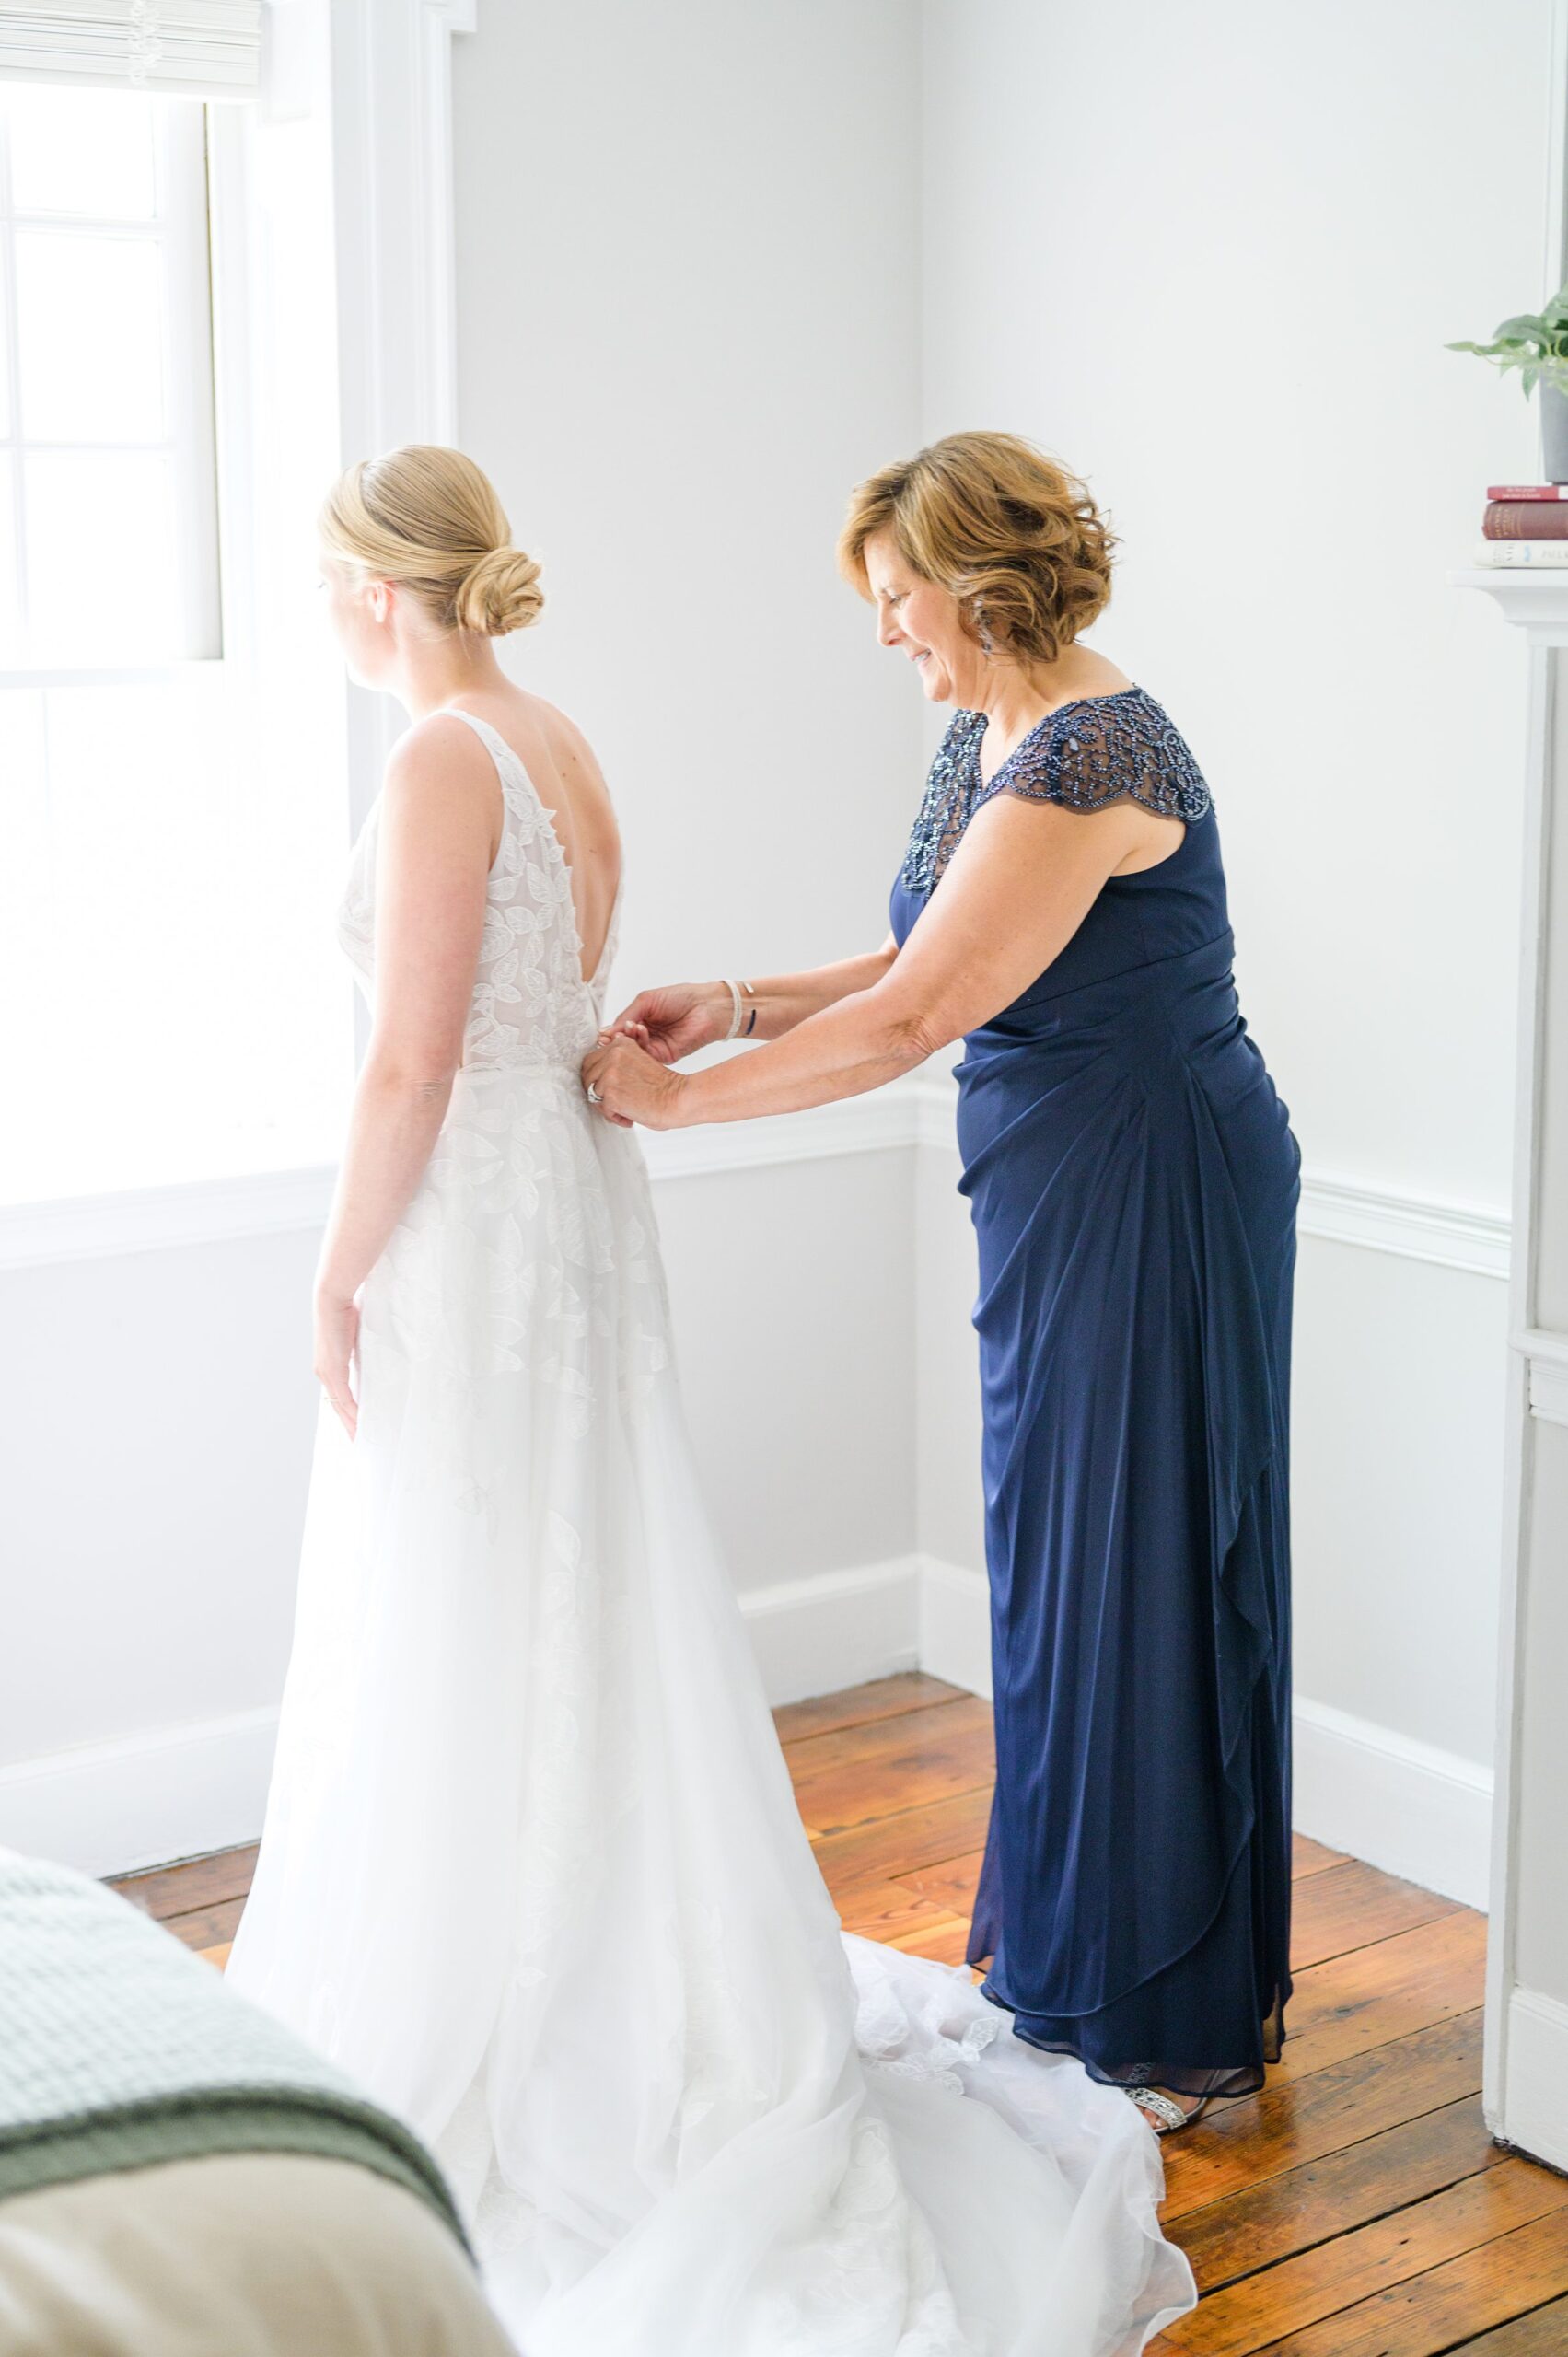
[900,685,1211,895]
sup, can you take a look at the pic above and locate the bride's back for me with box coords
[437,688,621,985]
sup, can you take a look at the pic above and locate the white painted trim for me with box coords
[1,1069,1519,1273]
[1,1549,1500,1898]
[639,1074,926,1183]
[739,1557,921,1707]
[907,1069,966,1149]
[1503,1988,1568,2174]
[1295,1173,1511,1281]
[0,1089,923,1269]
[1527,1357,1568,1425]
[0,1706,281,1883]
[1458,418,1568,2136]
[328,0,471,886]
[1453,569,1568,647]
[0,1557,921,1876]
[1292,1695,1493,1913]
[0,1168,337,1271]
[918,1555,993,1699]
[329,0,464,469]
[1519,1328,1568,1426]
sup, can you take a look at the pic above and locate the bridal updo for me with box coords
[319,445,544,636]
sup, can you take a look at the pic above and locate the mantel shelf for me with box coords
[1450,567,1568,644]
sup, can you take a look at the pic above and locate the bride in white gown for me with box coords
[223,445,1197,2356]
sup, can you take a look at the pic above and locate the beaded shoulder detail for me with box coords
[899,686,1211,895]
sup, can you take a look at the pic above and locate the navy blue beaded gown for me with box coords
[889,685,1300,2100]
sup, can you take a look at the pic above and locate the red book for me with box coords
[1487,484,1568,500]
[1485,501,1568,538]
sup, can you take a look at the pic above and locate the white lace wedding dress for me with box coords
[224,707,1197,2356]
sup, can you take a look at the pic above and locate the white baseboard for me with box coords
[0,1706,281,1883]
[1500,1988,1568,2174]
[738,1556,922,1707]
[1292,1695,1493,1911]
[918,1556,993,1698]
[0,1559,925,1879]
[0,1553,1496,1904]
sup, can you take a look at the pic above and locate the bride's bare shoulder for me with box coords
[522,690,607,781]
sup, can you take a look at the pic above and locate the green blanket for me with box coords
[0,1852,472,2258]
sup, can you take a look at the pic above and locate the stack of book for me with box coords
[1474,484,1568,565]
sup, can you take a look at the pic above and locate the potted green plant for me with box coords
[1449,287,1568,481]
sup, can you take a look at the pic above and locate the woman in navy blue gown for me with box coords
[586,431,1300,2134]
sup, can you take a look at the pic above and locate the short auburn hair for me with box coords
[837,430,1116,665]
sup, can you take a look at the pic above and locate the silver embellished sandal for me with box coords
[1125,2084,1212,2136]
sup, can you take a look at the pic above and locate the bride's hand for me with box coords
[314,1289,360,1439]
[605,981,726,1065]
[582,1034,688,1129]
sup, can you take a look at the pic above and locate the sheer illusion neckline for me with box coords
[976,682,1145,792]
[438,703,621,988]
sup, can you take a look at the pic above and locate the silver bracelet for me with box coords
[722,978,754,1040]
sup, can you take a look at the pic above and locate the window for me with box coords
[0,75,354,1208]
[0,84,218,668]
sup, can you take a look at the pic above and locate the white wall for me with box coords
[0,0,930,1876]
[450,0,924,997]
[913,0,1552,1902]
[653,1151,918,1589]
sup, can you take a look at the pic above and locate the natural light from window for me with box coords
[0,78,353,1208]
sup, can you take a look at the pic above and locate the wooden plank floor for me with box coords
[108,1672,1564,2353]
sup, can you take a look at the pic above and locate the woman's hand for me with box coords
[314,1288,361,1439]
[582,1033,689,1128]
[605,981,726,1064]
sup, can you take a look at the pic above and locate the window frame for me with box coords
[0,84,223,677]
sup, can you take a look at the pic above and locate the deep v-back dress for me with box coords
[889,687,1299,2099]
[225,708,1196,2355]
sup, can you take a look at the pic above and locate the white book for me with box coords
[1472,540,1568,567]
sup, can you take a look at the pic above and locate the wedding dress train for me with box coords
[223,707,1197,2355]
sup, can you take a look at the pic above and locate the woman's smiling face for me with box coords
[862,528,986,707]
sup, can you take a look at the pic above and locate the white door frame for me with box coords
[326,0,474,840]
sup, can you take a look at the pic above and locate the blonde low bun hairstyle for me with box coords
[452,541,543,637]
[320,444,543,637]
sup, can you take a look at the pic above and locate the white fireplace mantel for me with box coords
[1454,563,1568,2172]
[1452,567,1568,646]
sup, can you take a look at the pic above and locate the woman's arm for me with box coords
[609,938,898,1062]
[741,938,900,1038]
[583,794,1153,1129]
[313,722,496,1434]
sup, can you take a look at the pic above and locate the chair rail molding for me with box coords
[1454,553,1568,2160]
[0,1072,1517,1270]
